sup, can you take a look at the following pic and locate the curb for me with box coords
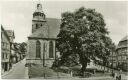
[25,67,29,79]
[2,65,15,77]
[1,60,22,77]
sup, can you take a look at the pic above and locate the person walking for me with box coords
[118,74,121,80]
[115,72,119,80]
[119,69,122,80]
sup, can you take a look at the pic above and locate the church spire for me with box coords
[36,2,43,12]
[32,2,46,33]
[33,2,46,21]
[37,3,42,10]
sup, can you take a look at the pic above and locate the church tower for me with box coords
[32,3,46,33]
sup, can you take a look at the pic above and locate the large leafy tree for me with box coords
[53,7,115,74]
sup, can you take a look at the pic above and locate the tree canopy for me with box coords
[53,7,116,74]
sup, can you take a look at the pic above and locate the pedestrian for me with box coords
[119,74,121,80]
[111,72,113,77]
[119,69,122,80]
[70,70,73,77]
[116,75,119,80]
[115,72,118,80]
[111,72,115,78]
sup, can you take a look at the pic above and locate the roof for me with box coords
[28,18,61,39]
[120,35,128,42]
[117,35,128,49]
[29,24,49,38]
[1,25,10,41]
[6,30,15,38]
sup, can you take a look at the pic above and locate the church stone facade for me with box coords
[26,3,60,67]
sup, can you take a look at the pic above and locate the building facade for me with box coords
[6,30,15,65]
[26,3,60,67]
[1,25,11,74]
[108,52,117,68]
[116,35,128,71]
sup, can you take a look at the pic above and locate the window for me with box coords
[43,43,47,52]
[7,44,9,49]
[36,24,38,29]
[122,56,127,60]
[1,33,3,39]
[49,41,54,58]
[41,24,42,26]
[3,42,4,47]
[2,53,4,59]
[36,40,41,58]
[6,54,8,59]
[118,56,121,60]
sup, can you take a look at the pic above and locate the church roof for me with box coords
[28,18,61,39]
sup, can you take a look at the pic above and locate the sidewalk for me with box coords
[2,62,18,77]
[2,59,29,79]
[24,59,29,79]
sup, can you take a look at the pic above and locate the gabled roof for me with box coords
[28,18,61,39]
[117,35,128,49]
[120,35,128,42]
[1,25,10,41]
[6,30,15,38]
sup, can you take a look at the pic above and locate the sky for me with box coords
[0,0,127,45]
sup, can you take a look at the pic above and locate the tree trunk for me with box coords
[79,53,88,76]
[52,53,71,68]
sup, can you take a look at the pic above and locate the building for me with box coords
[10,43,21,63]
[1,25,11,74]
[108,52,117,68]
[116,35,128,71]
[6,30,15,44]
[26,3,60,67]
[6,30,15,65]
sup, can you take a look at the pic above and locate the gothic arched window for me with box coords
[49,41,54,58]
[36,40,41,58]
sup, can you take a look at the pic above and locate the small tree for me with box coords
[53,7,116,75]
[19,42,27,58]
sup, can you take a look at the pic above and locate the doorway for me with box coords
[4,62,8,71]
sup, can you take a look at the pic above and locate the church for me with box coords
[26,3,60,67]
